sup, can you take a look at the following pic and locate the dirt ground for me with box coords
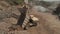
[0,10,60,34]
